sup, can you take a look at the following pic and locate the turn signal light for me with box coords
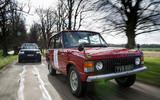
[141,57,144,61]
[141,56,144,66]
[84,61,94,73]
[84,61,94,68]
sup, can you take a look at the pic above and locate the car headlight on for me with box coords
[36,51,41,54]
[135,57,141,65]
[19,51,24,54]
[95,61,103,70]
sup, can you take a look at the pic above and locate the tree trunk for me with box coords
[125,15,137,49]
[43,38,47,49]
[2,44,8,56]
[68,11,72,30]
[125,22,136,49]
[68,0,73,30]
[126,33,136,49]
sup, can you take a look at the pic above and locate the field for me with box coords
[0,50,17,68]
[141,48,160,52]
[143,51,160,57]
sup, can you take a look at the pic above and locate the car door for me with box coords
[48,36,54,66]
[52,33,64,71]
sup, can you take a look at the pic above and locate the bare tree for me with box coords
[28,23,41,44]
[95,0,160,49]
[56,0,90,30]
[55,0,68,32]
[36,8,56,48]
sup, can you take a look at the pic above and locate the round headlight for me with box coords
[96,62,103,70]
[135,57,140,65]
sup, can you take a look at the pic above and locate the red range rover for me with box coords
[46,30,146,96]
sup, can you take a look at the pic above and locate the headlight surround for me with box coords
[95,61,103,71]
[135,57,141,65]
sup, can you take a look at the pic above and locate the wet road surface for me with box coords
[0,58,160,100]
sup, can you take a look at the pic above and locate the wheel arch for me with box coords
[66,63,74,75]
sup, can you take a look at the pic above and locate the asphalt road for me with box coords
[0,57,160,100]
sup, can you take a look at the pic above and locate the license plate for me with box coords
[115,65,134,72]
[27,54,34,56]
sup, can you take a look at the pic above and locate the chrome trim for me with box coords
[87,66,147,82]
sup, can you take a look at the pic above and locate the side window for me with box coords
[54,34,62,49]
[49,37,54,49]
[89,34,101,44]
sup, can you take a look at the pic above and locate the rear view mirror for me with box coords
[78,44,84,51]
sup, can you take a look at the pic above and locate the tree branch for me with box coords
[136,29,160,35]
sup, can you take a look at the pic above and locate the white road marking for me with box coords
[17,66,26,100]
[41,62,45,66]
[32,66,52,100]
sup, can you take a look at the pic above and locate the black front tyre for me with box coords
[18,57,22,63]
[38,57,41,62]
[48,63,56,75]
[115,74,136,87]
[68,66,86,96]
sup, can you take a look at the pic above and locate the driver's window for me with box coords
[89,34,101,44]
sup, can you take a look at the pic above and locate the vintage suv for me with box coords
[46,30,146,96]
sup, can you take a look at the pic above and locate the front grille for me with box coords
[94,56,140,75]
[24,51,35,54]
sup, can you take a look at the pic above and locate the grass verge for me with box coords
[0,50,17,68]
[137,57,160,86]
[41,49,46,56]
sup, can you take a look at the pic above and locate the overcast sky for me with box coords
[21,0,160,44]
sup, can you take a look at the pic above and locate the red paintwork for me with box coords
[46,30,142,82]
[84,47,142,60]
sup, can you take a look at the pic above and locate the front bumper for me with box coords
[86,66,147,82]
[18,54,41,61]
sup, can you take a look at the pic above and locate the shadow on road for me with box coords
[48,74,159,100]
[48,74,99,100]
[92,80,159,100]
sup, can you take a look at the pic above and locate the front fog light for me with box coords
[96,62,103,70]
[135,57,140,65]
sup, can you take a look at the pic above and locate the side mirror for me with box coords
[137,44,140,50]
[78,44,84,51]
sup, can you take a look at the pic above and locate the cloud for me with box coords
[22,0,160,44]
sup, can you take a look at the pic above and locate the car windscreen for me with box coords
[63,32,108,48]
[21,44,38,49]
